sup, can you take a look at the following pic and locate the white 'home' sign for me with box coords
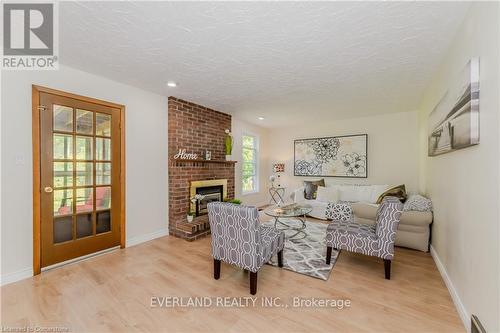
[173,149,198,160]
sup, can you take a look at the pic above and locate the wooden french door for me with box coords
[36,87,124,269]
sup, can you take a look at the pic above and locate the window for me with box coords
[242,135,258,194]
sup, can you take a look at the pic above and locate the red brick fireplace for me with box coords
[168,97,235,240]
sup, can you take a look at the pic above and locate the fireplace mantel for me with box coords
[171,158,237,165]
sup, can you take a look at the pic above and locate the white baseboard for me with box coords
[1,228,169,286]
[126,228,169,247]
[1,267,33,286]
[430,245,469,332]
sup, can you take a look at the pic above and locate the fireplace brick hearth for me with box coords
[168,97,235,240]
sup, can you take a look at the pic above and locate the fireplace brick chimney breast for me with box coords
[168,97,235,240]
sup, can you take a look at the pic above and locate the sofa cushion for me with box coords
[303,179,325,199]
[352,202,379,219]
[400,211,433,227]
[316,186,339,203]
[395,228,430,252]
[354,216,375,226]
[352,202,432,226]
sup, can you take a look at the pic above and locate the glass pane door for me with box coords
[40,91,121,268]
[52,106,113,243]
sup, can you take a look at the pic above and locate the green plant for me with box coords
[187,210,195,216]
[224,198,241,205]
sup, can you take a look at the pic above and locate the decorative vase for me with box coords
[224,130,233,159]
[187,215,194,223]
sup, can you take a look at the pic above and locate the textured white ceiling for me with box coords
[59,1,470,127]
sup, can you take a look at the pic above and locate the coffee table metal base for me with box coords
[273,215,307,240]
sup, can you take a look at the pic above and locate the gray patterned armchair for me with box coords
[207,202,285,294]
[325,196,403,279]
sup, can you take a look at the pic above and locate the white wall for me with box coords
[0,65,168,284]
[266,111,419,198]
[417,2,500,332]
[232,117,270,206]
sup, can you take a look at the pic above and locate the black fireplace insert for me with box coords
[196,185,224,216]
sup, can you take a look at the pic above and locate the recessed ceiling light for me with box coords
[258,117,265,120]
[167,82,177,87]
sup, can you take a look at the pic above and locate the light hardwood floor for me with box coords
[1,232,464,332]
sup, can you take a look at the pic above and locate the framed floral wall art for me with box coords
[294,134,368,178]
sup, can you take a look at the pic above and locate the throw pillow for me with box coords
[376,184,407,204]
[303,179,325,200]
[403,194,433,212]
[325,201,353,221]
[316,186,339,203]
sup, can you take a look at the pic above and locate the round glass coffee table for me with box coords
[264,204,312,240]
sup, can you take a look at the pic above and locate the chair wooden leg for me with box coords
[326,246,332,265]
[214,259,221,280]
[250,272,258,295]
[384,259,391,280]
[277,250,283,268]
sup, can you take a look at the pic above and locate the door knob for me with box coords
[44,186,53,193]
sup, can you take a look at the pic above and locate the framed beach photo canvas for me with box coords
[428,58,480,156]
[294,134,368,178]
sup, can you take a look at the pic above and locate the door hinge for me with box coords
[38,105,47,111]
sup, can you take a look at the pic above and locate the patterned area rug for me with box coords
[262,219,339,280]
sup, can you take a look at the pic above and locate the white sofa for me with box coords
[291,185,433,252]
